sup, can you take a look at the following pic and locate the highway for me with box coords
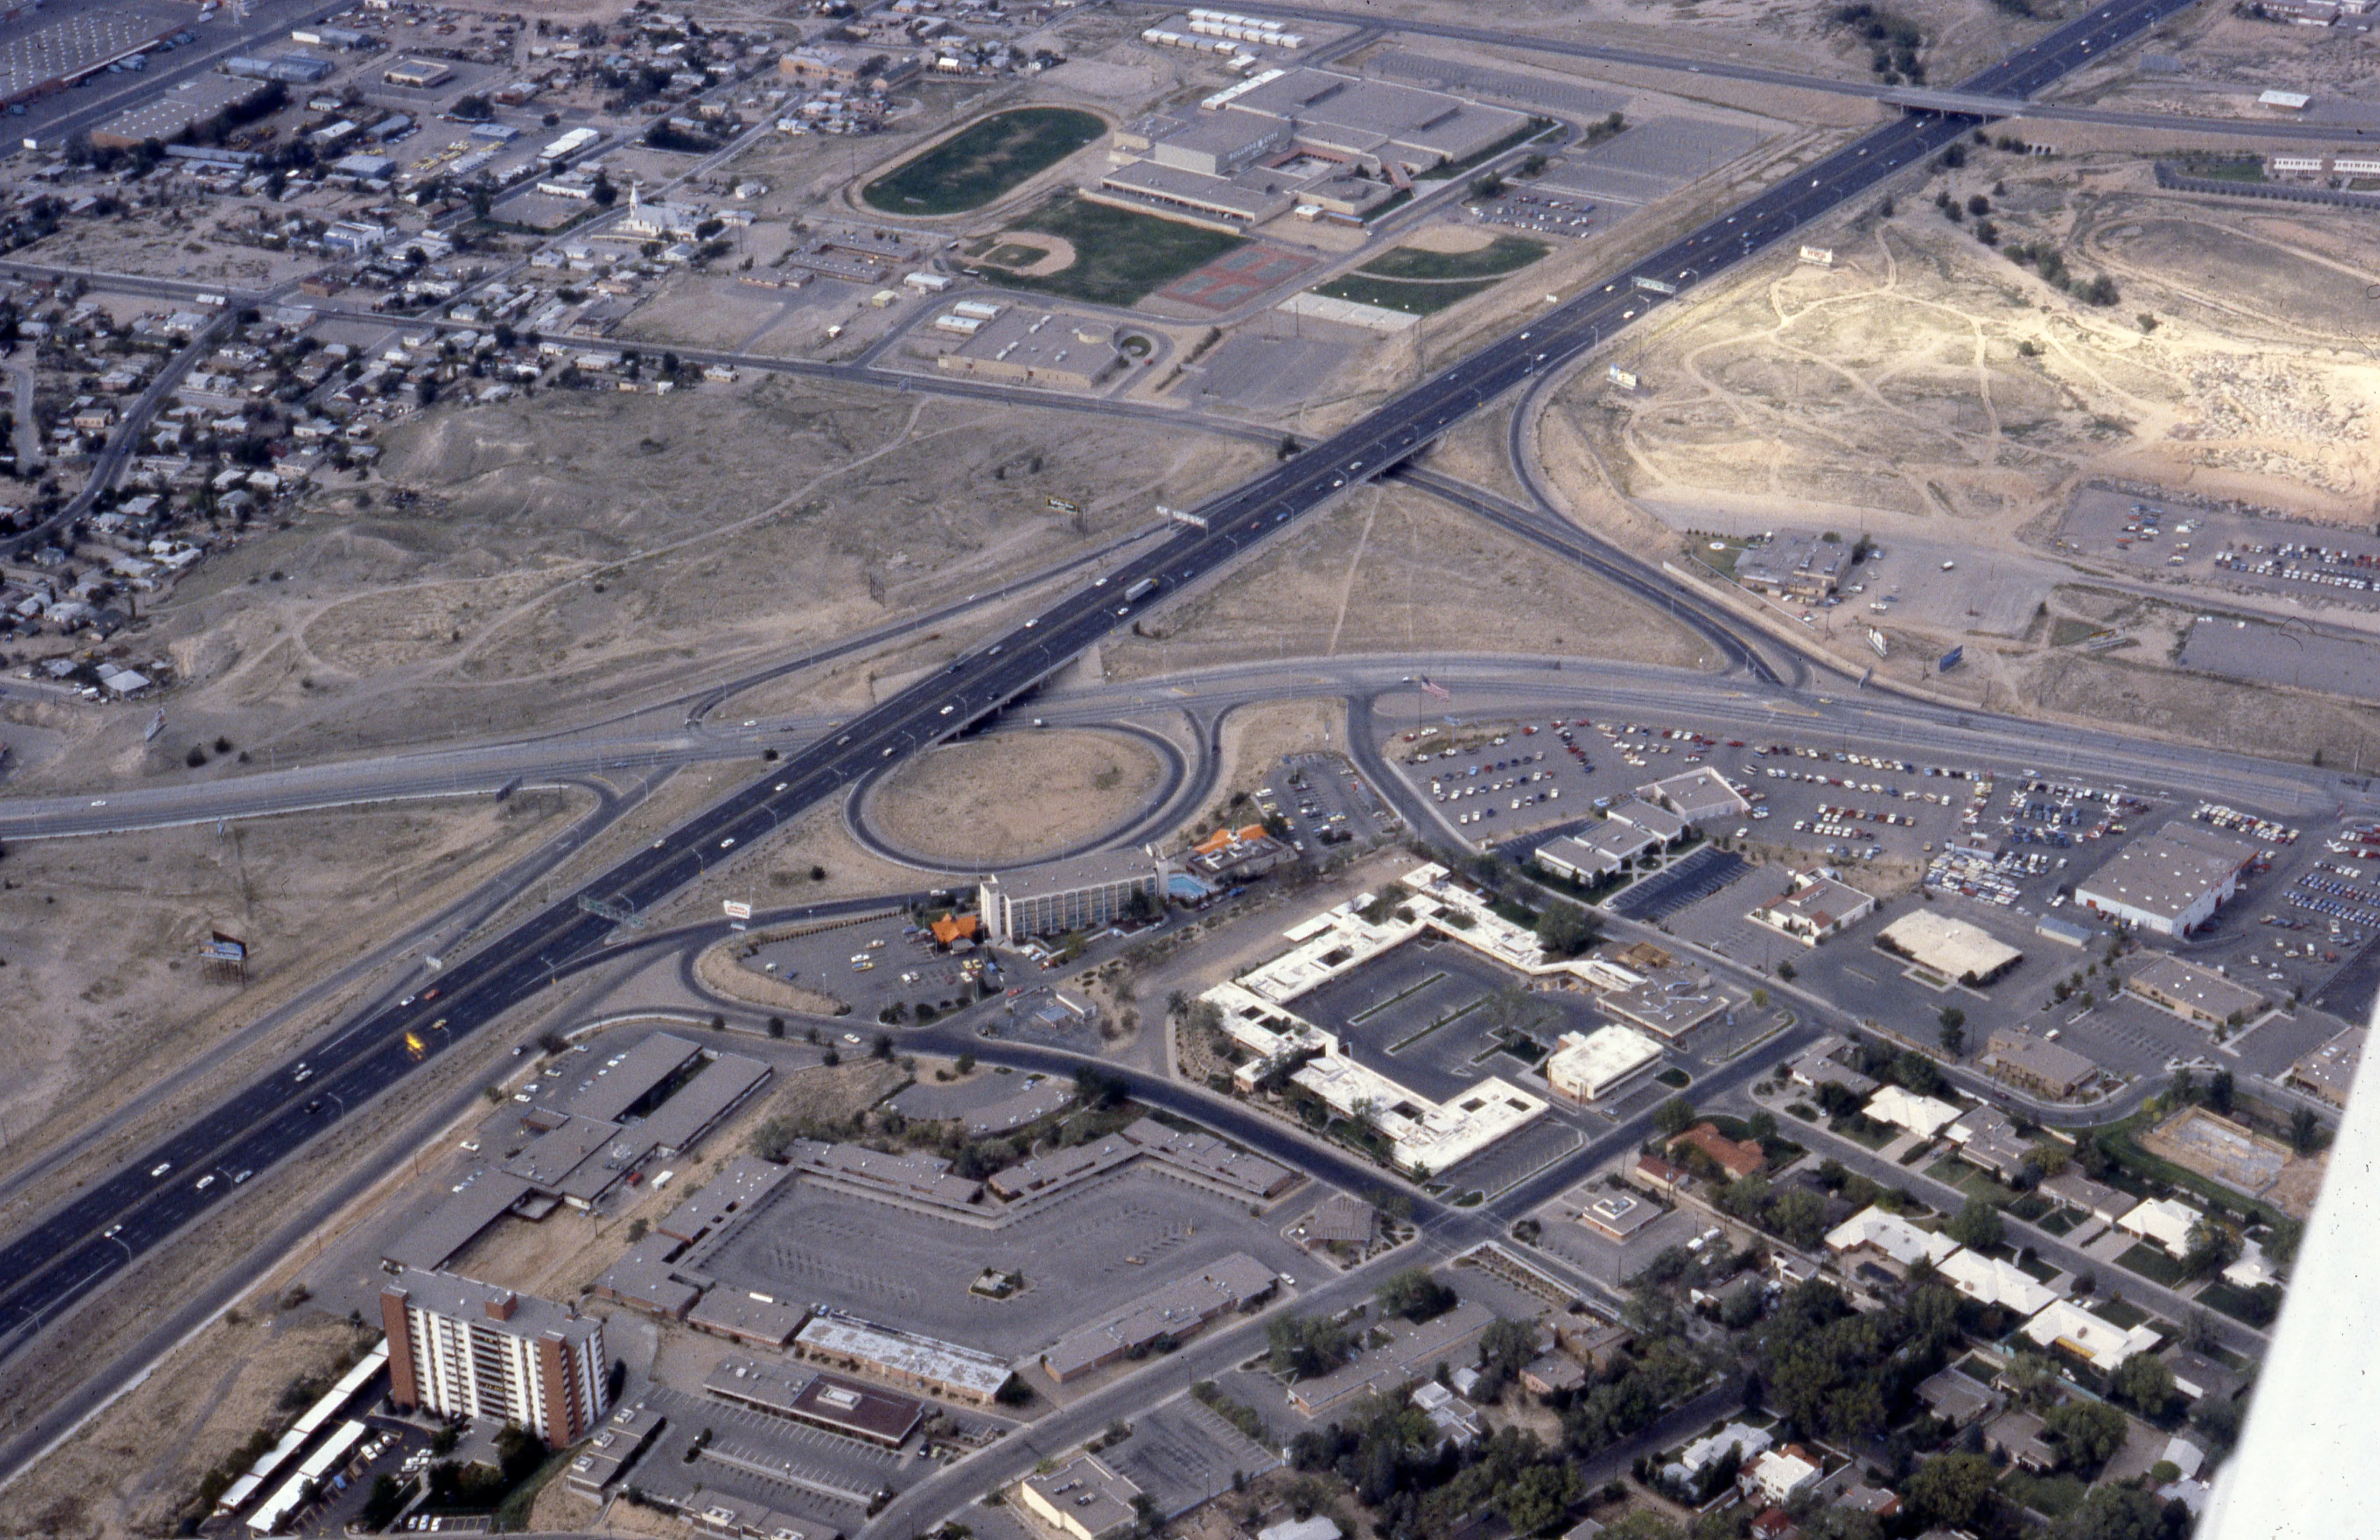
[0,0,2224,1385]
[1200,0,2380,142]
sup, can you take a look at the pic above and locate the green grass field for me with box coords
[2116,1241,2188,1286]
[1312,273,1499,315]
[863,107,1106,215]
[1358,235,1549,281]
[979,193,1243,306]
[2196,1280,2280,1326]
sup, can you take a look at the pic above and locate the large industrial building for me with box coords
[1876,909,2023,986]
[2074,820,2261,937]
[380,1270,609,1448]
[1095,65,1530,230]
[979,851,1162,944]
[91,74,272,149]
[935,308,1124,392]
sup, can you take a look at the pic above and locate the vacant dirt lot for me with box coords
[0,794,580,1197]
[1538,154,2380,737]
[866,728,1165,866]
[0,1303,376,1539]
[35,378,1275,793]
[1566,161,2380,538]
[1103,480,1715,678]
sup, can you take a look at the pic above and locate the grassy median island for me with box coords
[863,107,1106,215]
[982,192,1243,305]
[1358,235,1549,280]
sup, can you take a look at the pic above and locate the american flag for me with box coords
[1417,675,1451,701]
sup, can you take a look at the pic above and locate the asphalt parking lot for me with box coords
[741,915,1001,1024]
[1524,1188,1708,1288]
[1105,1398,1281,1515]
[1296,940,1599,1103]
[1438,1116,1582,1199]
[1608,847,1746,922]
[1260,751,1401,854]
[637,1386,890,1527]
[702,1175,1305,1360]
[2056,486,2380,616]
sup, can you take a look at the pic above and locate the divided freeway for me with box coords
[0,0,2207,1375]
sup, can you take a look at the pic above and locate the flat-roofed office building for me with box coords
[980,851,1161,944]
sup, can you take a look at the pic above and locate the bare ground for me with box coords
[1102,481,1716,679]
[0,792,581,1199]
[0,1304,377,1540]
[32,378,1274,794]
[865,728,1164,866]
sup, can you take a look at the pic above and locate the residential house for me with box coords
[1666,1122,1765,1181]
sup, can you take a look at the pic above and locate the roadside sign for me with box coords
[723,900,753,921]
[1799,245,1835,268]
[1607,365,1638,391]
[1047,496,1079,514]
[1632,274,1678,296]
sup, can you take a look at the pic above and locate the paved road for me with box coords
[1199,0,2380,142]
[0,0,2230,1425]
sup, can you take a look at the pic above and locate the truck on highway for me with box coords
[1123,577,1160,603]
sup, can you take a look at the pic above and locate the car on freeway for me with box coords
[150,1162,172,1178]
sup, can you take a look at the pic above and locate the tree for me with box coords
[1894,1050,1944,1096]
[1597,1514,1683,1540]
[1266,1313,1351,1378]
[1470,170,1505,199]
[2051,1483,2174,1540]
[1799,1510,1886,1540]
[2113,1352,2178,1420]
[1501,1461,1579,1534]
[1376,1268,1457,1322]
[1653,1095,1697,1137]
[1936,1006,1966,1056]
[2291,1106,2324,1153]
[360,1474,405,1530]
[2183,1216,2240,1279]
[2205,1069,2234,1115]
[2264,1215,2304,1266]
[1947,1196,2003,1251]
[2044,1398,2128,1472]
[1535,898,1599,958]
[1767,1189,1829,1249]
[1904,1452,1998,1530]
[1477,1316,1537,1379]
